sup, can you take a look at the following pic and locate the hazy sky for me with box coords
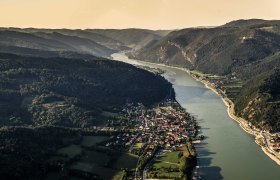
[0,0,279,29]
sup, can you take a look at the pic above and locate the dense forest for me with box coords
[0,126,81,180]
[0,53,171,127]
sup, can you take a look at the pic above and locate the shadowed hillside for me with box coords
[0,53,172,127]
[0,28,170,57]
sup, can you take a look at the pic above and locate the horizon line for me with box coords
[0,18,278,31]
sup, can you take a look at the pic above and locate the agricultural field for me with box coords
[190,70,207,77]
[113,153,138,169]
[94,111,120,126]
[201,71,244,101]
[80,150,110,166]
[69,162,119,180]
[221,79,244,100]
[81,136,110,147]
[57,145,83,158]
[222,80,243,88]
[153,151,180,169]
[148,150,181,179]
[69,151,137,179]
[47,135,138,179]
[147,143,195,179]
[100,111,119,117]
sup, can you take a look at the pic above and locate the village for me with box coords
[83,97,199,179]
[114,98,199,179]
[124,99,197,149]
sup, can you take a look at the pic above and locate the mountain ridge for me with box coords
[0,19,279,130]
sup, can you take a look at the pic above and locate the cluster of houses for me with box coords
[93,100,197,164]
[244,119,280,156]
[245,120,280,156]
[102,103,146,149]
[247,122,259,132]
[268,134,280,152]
[124,100,197,157]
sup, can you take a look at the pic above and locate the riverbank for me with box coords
[133,57,280,166]
[112,52,280,168]
[187,71,280,166]
[145,58,280,166]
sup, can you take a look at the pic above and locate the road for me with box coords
[129,134,141,152]
[262,132,280,158]
[142,149,163,180]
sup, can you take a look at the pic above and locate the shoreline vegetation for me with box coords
[195,75,280,166]
[120,52,280,166]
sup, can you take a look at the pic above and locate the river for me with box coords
[111,53,280,180]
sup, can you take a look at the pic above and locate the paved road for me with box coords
[262,132,280,158]
[129,134,141,152]
[142,149,162,180]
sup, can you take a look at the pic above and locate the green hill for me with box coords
[0,53,171,127]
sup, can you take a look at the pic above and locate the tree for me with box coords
[179,156,187,173]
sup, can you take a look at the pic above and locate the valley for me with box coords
[112,52,280,180]
[130,19,280,132]
[0,19,280,179]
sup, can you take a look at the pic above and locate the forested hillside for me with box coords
[131,19,280,74]
[0,53,171,127]
[130,19,280,131]
[0,27,173,180]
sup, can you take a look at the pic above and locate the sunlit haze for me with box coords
[1,0,280,29]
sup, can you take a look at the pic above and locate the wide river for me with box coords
[111,53,280,180]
